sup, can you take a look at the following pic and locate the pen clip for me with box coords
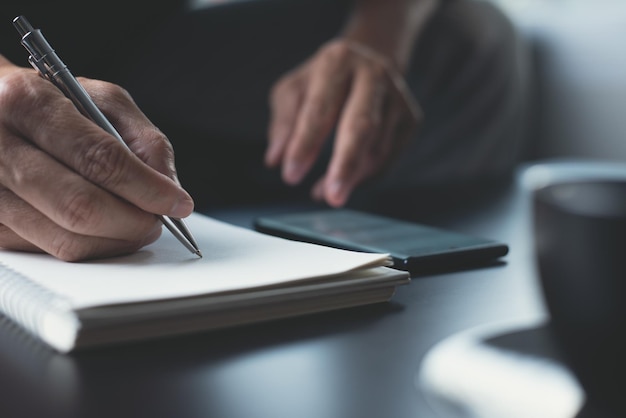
[27,55,52,81]
[14,16,66,82]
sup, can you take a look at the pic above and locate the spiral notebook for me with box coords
[0,213,409,353]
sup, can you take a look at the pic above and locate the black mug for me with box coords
[534,179,626,416]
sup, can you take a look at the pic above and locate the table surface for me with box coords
[0,170,547,418]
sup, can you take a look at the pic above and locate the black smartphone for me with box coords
[254,209,508,274]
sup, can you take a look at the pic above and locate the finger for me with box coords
[282,44,353,184]
[311,175,327,202]
[346,41,422,124]
[311,100,397,203]
[369,98,404,170]
[266,71,305,168]
[324,68,386,207]
[0,72,193,218]
[364,79,421,178]
[0,130,161,240]
[0,222,40,253]
[322,96,419,207]
[0,188,161,261]
[81,78,180,182]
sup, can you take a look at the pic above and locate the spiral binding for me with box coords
[0,261,75,348]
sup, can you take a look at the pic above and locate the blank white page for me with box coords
[0,213,389,309]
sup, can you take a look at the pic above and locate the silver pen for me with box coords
[13,16,202,258]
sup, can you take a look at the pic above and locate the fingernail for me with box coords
[170,194,194,218]
[328,180,343,196]
[328,180,348,207]
[266,126,289,166]
[265,141,281,167]
[283,161,305,185]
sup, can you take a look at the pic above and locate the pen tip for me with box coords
[196,250,203,258]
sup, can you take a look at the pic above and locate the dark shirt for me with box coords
[0,1,183,80]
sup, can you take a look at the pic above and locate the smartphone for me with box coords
[254,209,508,274]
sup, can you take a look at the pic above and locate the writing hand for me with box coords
[265,39,421,207]
[0,62,194,261]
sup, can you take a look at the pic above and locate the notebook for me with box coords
[0,213,409,353]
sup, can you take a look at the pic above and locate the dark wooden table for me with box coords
[0,171,546,418]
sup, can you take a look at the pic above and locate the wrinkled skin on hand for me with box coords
[0,62,194,261]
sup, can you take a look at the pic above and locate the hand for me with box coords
[0,63,194,261]
[265,39,421,207]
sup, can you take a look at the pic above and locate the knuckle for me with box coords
[347,115,379,141]
[57,188,102,233]
[270,76,299,106]
[1,144,33,187]
[78,138,129,188]
[323,41,352,65]
[0,71,74,138]
[141,126,173,156]
[139,128,177,175]
[81,78,133,111]
[49,233,90,262]
[153,131,175,160]
[51,234,146,262]
[0,71,39,116]
[105,82,132,103]
[305,102,332,129]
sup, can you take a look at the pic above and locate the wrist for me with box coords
[341,0,439,72]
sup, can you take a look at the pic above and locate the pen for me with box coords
[12,15,202,258]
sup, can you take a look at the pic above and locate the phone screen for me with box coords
[254,209,508,274]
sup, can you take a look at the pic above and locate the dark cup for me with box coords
[534,179,626,416]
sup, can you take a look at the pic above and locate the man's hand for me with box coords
[265,39,421,207]
[0,62,194,261]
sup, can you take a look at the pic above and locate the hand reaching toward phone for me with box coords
[265,39,421,207]
[0,59,194,261]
